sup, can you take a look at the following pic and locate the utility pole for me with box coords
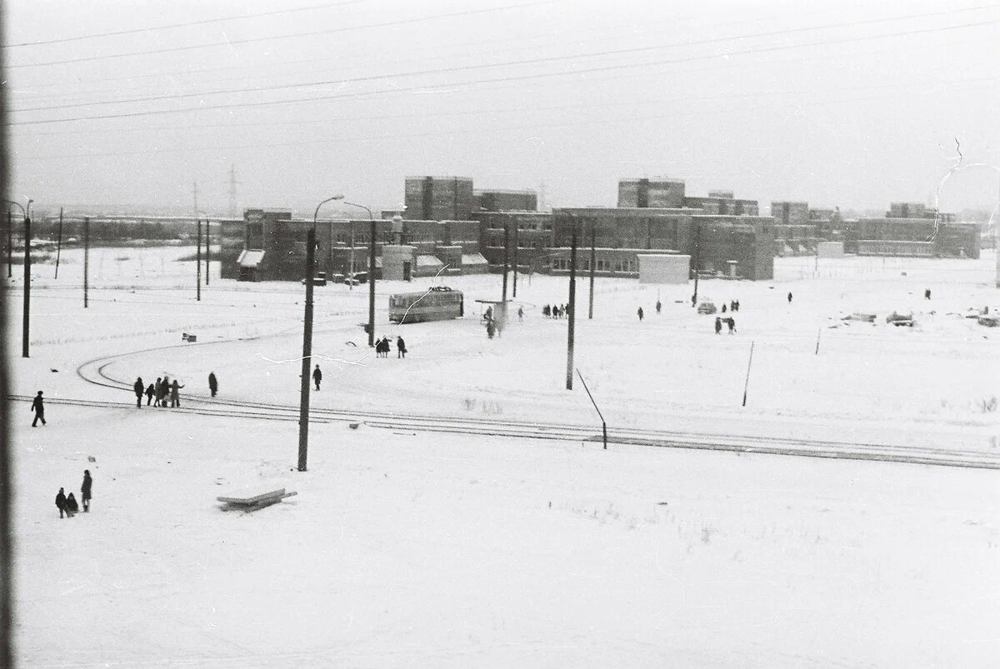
[83,217,90,308]
[22,204,31,358]
[196,219,202,301]
[512,222,519,298]
[298,226,317,472]
[692,221,701,306]
[589,223,596,319]
[5,211,10,278]
[205,219,210,285]
[348,219,355,290]
[501,223,509,321]
[228,164,238,219]
[566,222,578,390]
[54,208,63,279]
[344,200,375,346]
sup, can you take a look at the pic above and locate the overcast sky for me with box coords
[4,0,999,217]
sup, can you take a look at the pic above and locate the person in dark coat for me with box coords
[637,307,644,321]
[715,317,722,335]
[56,487,67,519]
[81,470,93,513]
[31,391,46,427]
[486,321,496,339]
[169,379,184,408]
[153,377,162,407]
[208,372,218,397]
[542,305,550,318]
[313,364,322,391]
[382,337,391,358]
[157,377,169,407]
[924,289,931,300]
[65,493,79,517]
[397,337,407,359]
[727,317,736,334]
[721,303,727,313]
[656,300,661,314]
[145,383,155,406]
[734,300,740,311]
[787,292,793,304]
[133,377,145,408]
[518,306,524,321]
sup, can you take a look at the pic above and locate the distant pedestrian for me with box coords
[542,305,550,318]
[487,321,496,339]
[637,307,644,321]
[145,383,155,406]
[518,306,524,321]
[553,305,560,319]
[157,377,169,408]
[313,364,322,391]
[691,294,697,307]
[208,372,218,397]
[397,337,407,359]
[734,300,740,311]
[153,377,163,407]
[382,337,391,357]
[727,317,736,334]
[730,300,736,311]
[65,493,79,518]
[55,487,67,519]
[787,292,793,304]
[30,391,46,427]
[169,379,184,408]
[715,317,722,335]
[924,289,931,300]
[81,470,92,513]
[656,300,661,314]
[133,377,145,408]
[721,303,727,313]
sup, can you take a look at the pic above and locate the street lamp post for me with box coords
[3,199,29,357]
[344,201,376,348]
[298,194,344,473]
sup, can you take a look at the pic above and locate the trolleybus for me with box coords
[388,286,464,324]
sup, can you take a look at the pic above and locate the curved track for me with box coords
[52,342,1000,472]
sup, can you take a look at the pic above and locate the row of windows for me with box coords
[551,258,637,272]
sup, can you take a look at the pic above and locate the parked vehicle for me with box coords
[389,286,464,324]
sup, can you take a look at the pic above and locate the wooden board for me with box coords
[217,487,286,506]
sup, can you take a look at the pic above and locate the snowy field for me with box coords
[7,246,1000,666]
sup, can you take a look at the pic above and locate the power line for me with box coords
[8,2,984,95]
[9,17,998,127]
[13,81,995,162]
[6,1,558,70]
[10,3,1000,114]
[11,5,1000,115]
[4,1,365,48]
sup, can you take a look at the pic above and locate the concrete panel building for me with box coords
[476,211,554,272]
[618,178,686,208]
[771,201,816,255]
[846,217,978,258]
[404,176,475,221]
[474,189,537,212]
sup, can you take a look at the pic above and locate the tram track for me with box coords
[57,343,1000,472]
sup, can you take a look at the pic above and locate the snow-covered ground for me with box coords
[7,247,1000,666]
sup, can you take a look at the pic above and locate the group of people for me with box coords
[375,336,407,358]
[542,304,569,318]
[721,300,741,313]
[135,376,186,408]
[55,470,92,519]
[715,316,737,334]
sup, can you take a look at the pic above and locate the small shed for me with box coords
[638,253,690,284]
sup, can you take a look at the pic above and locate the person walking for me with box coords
[397,337,407,359]
[30,391,46,427]
[133,377,145,408]
[153,377,163,407]
[169,379,184,408]
[145,382,155,406]
[727,317,736,334]
[55,487,67,519]
[721,303,727,313]
[486,321,496,339]
[715,317,722,335]
[313,364,322,391]
[656,300,662,314]
[924,288,931,300]
[787,291,793,304]
[65,493,79,518]
[208,372,218,397]
[81,470,93,513]
[637,307,644,322]
[518,306,524,321]
[157,377,169,408]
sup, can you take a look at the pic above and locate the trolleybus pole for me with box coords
[344,201,376,347]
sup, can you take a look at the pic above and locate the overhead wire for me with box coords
[3,0,366,48]
[9,17,998,126]
[5,0,560,70]
[11,5,1000,115]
